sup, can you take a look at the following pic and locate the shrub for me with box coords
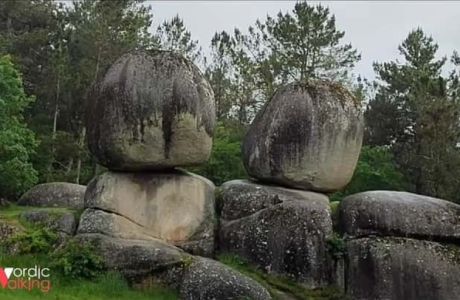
[327,233,347,260]
[5,227,58,254]
[52,239,106,279]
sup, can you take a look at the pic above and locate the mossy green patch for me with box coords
[0,248,178,300]
[218,253,347,300]
[0,204,75,229]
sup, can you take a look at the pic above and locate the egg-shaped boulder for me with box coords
[242,81,363,192]
[87,50,215,170]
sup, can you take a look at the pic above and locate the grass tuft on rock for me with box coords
[218,253,346,300]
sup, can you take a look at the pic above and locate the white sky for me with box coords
[147,1,460,80]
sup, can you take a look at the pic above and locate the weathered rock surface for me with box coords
[77,208,156,241]
[83,170,216,256]
[76,233,188,282]
[340,191,460,242]
[87,50,216,171]
[218,180,333,287]
[0,222,20,241]
[21,210,77,235]
[18,182,85,209]
[242,81,363,192]
[346,237,460,300]
[77,233,271,299]
[180,257,272,300]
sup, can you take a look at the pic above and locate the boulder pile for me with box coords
[218,81,364,287]
[77,50,271,299]
[340,191,460,299]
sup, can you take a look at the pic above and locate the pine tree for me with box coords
[367,28,460,201]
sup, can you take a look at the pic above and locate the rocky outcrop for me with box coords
[0,222,20,241]
[340,191,460,242]
[77,233,272,300]
[20,210,77,235]
[180,257,271,300]
[18,182,85,209]
[242,81,363,192]
[218,180,333,287]
[340,191,460,300]
[86,50,215,171]
[77,209,156,241]
[346,237,460,300]
[81,170,215,256]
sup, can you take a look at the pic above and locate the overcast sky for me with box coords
[147,1,460,80]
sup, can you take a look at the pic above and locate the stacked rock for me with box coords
[218,81,364,287]
[76,51,272,299]
[78,50,216,256]
[340,191,460,299]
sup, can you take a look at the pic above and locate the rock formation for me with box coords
[79,170,215,255]
[77,50,271,298]
[219,180,334,287]
[18,182,86,209]
[16,57,460,299]
[340,191,460,299]
[242,81,363,192]
[218,81,364,289]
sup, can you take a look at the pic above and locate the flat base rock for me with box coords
[18,182,85,209]
[82,170,215,256]
[218,180,333,288]
[346,237,460,300]
[340,191,460,242]
[76,233,271,300]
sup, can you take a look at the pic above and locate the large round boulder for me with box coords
[242,81,363,192]
[87,50,215,170]
[18,182,85,209]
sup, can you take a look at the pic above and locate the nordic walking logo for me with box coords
[0,266,51,292]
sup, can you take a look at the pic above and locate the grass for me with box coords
[0,205,178,300]
[0,204,77,229]
[218,253,346,300]
[0,252,178,300]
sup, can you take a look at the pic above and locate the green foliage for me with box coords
[0,56,38,199]
[263,2,361,82]
[0,208,177,299]
[191,121,248,185]
[154,15,202,63]
[366,28,460,202]
[0,251,177,300]
[326,233,346,260]
[329,201,340,230]
[331,146,407,201]
[52,239,106,280]
[208,1,360,123]
[5,227,57,254]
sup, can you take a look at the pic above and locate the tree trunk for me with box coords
[46,72,60,181]
[65,158,73,175]
[75,126,86,184]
